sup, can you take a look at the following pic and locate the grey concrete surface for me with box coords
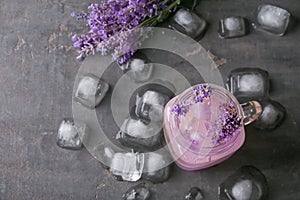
[0,0,299,199]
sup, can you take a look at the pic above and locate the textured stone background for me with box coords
[0,0,299,199]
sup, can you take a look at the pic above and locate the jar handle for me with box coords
[241,101,262,125]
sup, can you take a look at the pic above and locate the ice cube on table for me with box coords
[170,8,207,40]
[185,187,204,200]
[254,100,285,130]
[218,16,247,39]
[121,183,151,200]
[226,68,270,101]
[116,118,164,151]
[218,166,268,200]
[135,90,170,122]
[74,74,109,108]
[142,152,171,183]
[109,150,171,183]
[231,179,253,200]
[110,151,144,182]
[120,52,153,82]
[127,58,153,83]
[252,4,291,36]
[93,144,115,169]
[56,119,84,150]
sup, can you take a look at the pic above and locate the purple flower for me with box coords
[71,11,87,21]
[71,0,171,63]
[193,84,211,103]
[116,50,136,65]
[171,84,211,118]
[171,103,189,116]
[211,102,242,144]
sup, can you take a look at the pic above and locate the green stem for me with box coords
[138,0,181,27]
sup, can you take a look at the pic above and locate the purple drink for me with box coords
[164,84,261,170]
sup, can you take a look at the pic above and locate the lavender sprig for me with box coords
[71,0,180,64]
[193,84,211,103]
[170,84,211,117]
[170,103,189,116]
[211,103,242,144]
[139,0,181,27]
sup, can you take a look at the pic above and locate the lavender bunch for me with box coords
[71,0,182,64]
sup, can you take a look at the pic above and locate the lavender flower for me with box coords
[171,103,190,116]
[211,102,242,144]
[170,84,211,117]
[193,84,211,103]
[71,0,177,64]
[71,11,87,21]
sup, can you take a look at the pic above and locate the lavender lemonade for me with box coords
[163,84,260,170]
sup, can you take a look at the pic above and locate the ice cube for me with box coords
[110,151,144,182]
[135,90,170,122]
[254,100,285,130]
[121,183,151,200]
[218,16,247,39]
[92,144,115,169]
[170,8,207,40]
[116,118,164,151]
[56,119,84,150]
[231,179,253,200]
[142,152,171,183]
[74,74,109,108]
[109,150,171,183]
[218,166,268,200]
[185,187,204,200]
[252,4,290,36]
[226,68,270,101]
[121,52,153,82]
[127,58,153,83]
